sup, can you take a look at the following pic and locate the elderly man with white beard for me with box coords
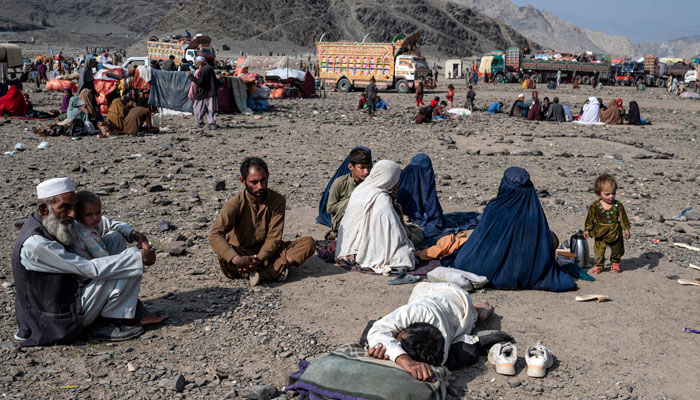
[12,177,158,345]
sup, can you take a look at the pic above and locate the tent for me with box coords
[265,68,306,81]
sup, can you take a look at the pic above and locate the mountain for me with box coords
[154,0,538,57]
[0,0,176,48]
[450,0,638,55]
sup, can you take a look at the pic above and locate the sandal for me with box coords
[276,268,289,282]
[611,263,621,273]
[591,265,603,274]
[387,272,421,285]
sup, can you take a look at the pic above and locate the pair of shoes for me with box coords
[611,263,621,272]
[488,342,554,377]
[525,342,554,378]
[591,265,603,274]
[249,271,261,286]
[88,323,144,341]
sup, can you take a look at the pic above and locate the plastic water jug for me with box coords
[569,231,590,268]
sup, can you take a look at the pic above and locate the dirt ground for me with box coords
[1,75,699,400]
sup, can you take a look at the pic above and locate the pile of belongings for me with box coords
[263,68,315,99]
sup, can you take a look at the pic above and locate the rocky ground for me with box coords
[1,77,699,400]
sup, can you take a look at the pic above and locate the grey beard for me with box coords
[42,209,76,246]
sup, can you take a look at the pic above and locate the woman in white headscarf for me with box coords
[575,96,604,125]
[336,160,416,275]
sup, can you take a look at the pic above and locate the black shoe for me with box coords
[88,323,144,342]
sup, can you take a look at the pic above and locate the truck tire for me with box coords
[635,78,644,87]
[495,74,505,84]
[581,76,590,85]
[337,78,351,92]
[656,78,665,87]
[575,76,582,84]
[395,79,409,93]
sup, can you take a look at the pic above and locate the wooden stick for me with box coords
[575,294,609,302]
[674,243,700,252]
[689,263,700,272]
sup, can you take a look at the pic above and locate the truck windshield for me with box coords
[621,62,633,74]
[412,57,429,69]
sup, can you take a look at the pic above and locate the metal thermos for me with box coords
[570,231,590,268]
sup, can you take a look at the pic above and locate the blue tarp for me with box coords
[148,69,193,113]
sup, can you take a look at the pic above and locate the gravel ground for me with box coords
[1,78,699,399]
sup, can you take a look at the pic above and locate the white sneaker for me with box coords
[526,342,553,378]
[487,342,517,375]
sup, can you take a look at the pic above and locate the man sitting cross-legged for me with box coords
[12,178,159,345]
[326,147,372,239]
[366,282,501,381]
[209,157,316,286]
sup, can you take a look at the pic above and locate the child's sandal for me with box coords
[611,263,621,273]
[591,265,603,274]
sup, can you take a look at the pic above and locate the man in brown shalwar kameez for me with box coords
[209,157,316,286]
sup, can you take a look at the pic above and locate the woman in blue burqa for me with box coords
[445,167,577,291]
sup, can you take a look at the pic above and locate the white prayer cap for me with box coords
[195,56,205,63]
[518,93,524,98]
[36,177,75,199]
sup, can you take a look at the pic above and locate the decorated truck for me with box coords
[316,33,431,93]
[476,48,611,85]
[146,35,215,66]
[614,55,693,87]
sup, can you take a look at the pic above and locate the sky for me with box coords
[511,0,700,42]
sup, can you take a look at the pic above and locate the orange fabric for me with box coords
[45,79,77,92]
[414,231,470,261]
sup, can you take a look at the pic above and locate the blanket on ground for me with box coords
[285,342,449,400]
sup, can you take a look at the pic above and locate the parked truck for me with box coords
[614,55,693,87]
[146,34,215,66]
[476,48,611,85]
[316,33,431,93]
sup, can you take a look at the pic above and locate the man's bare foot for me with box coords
[475,300,494,321]
[140,313,166,326]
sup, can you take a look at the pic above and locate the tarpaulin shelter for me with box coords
[148,69,193,114]
[265,68,306,81]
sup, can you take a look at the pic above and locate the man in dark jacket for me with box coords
[187,56,219,128]
[162,55,177,71]
[545,97,565,122]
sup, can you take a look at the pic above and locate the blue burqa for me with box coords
[316,146,371,226]
[445,167,577,292]
[397,154,480,248]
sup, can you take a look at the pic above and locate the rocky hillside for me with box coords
[451,0,637,55]
[154,0,538,57]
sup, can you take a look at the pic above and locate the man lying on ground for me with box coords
[326,147,372,239]
[13,178,160,345]
[366,282,494,381]
[209,157,316,286]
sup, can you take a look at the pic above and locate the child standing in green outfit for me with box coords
[584,174,630,273]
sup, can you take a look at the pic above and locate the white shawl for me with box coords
[575,96,604,125]
[336,160,416,274]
